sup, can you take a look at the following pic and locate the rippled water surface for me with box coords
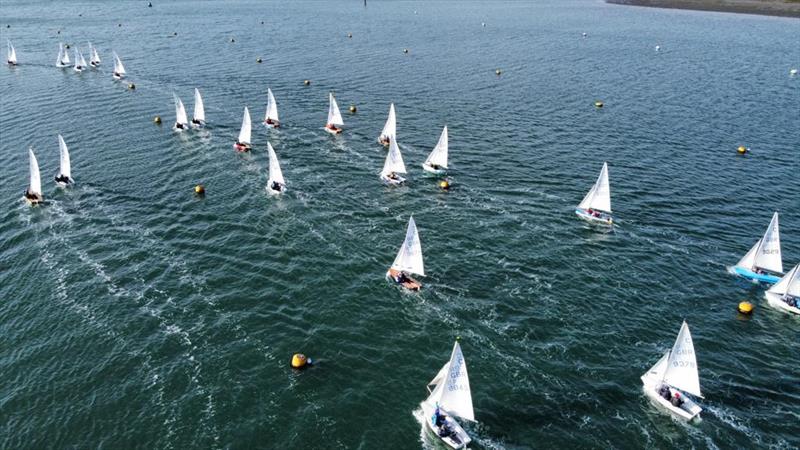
[1,1,799,448]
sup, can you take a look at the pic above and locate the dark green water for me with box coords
[1,1,798,448]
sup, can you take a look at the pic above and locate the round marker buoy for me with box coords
[148,2,153,7]
[194,184,205,196]
[439,180,450,190]
[128,83,136,90]
[256,57,262,63]
[594,101,604,108]
[65,44,70,49]
[495,69,502,76]
[154,115,162,124]
[349,104,357,113]
[791,68,798,76]
[738,301,753,315]
[737,145,748,155]
[347,32,353,38]
[230,37,235,43]
[304,79,311,86]
[291,353,313,369]
[403,48,409,54]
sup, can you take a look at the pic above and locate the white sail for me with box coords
[391,216,424,276]
[238,107,252,144]
[57,134,71,179]
[28,148,42,196]
[113,52,125,75]
[578,162,611,213]
[662,321,702,398]
[642,351,670,385]
[380,103,396,140]
[174,94,189,126]
[7,40,16,64]
[267,142,285,186]
[754,212,782,274]
[60,44,71,65]
[381,137,407,176]
[736,240,759,270]
[89,43,100,64]
[193,88,205,123]
[265,88,279,122]
[327,92,344,126]
[424,126,449,168]
[74,48,87,69]
[56,43,65,66]
[768,264,800,297]
[427,341,474,422]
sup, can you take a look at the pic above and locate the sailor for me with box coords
[658,384,671,401]
[54,174,71,184]
[266,118,278,127]
[24,189,42,202]
[175,123,185,130]
[271,181,282,192]
[670,392,684,407]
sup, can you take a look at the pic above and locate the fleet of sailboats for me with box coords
[325,92,344,134]
[264,88,280,128]
[55,135,74,187]
[378,103,396,145]
[641,321,703,421]
[421,340,474,448]
[731,212,782,284]
[7,40,17,66]
[387,216,424,291]
[234,106,252,151]
[422,126,449,176]
[575,162,612,225]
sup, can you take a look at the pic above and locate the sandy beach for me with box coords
[607,0,800,18]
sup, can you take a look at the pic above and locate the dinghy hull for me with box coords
[233,142,251,152]
[266,185,285,196]
[731,266,781,284]
[386,269,421,291]
[381,174,406,185]
[575,208,612,225]
[764,292,800,315]
[641,382,702,421]
[421,402,471,449]
[324,127,342,135]
[422,163,447,176]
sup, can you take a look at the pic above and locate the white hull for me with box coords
[576,208,613,225]
[324,126,342,135]
[381,174,406,185]
[173,124,188,132]
[73,66,84,73]
[113,73,124,80]
[422,163,447,176]
[421,402,471,449]
[266,183,285,196]
[264,121,280,129]
[765,292,800,315]
[641,381,702,421]
[191,119,205,128]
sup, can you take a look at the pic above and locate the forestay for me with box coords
[265,88,279,122]
[426,341,474,422]
[58,135,71,179]
[425,126,449,168]
[578,162,611,212]
[238,107,252,144]
[327,93,344,126]
[28,149,42,196]
[662,321,702,398]
[193,88,205,123]
[391,216,424,276]
[768,264,800,297]
[381,138,406,176]
[267,143,285,185]
[380,103,396,140]
[174,94,189,126]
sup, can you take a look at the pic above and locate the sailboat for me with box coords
[25,148,44,205]
[112,52,126,79]
[73,47,87,72]
[233,106,252,152]
[324,92,344,134]
[640,321,703,421]
[764,263,800,315]
[88,42,100,67]
[56,43,71,68]
[422,126,449,176]
[7,40,17,66]
[730,212,782,284]
[386,216,424,290]
[191,88,205,127]
[54,135,74,187]
[264,88,280,128]
[380,137,407,185]
[173,94,189,131]
[575,162,612,225]
[421,340,474,449]
[266,142,286,195]
[378,103,396,146]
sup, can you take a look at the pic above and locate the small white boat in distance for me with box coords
[191,88,205,127]
[56,43,70,68]
[112,52,126,79]
[378,103,396,146]
[266,142,286,195]
[422,126,448,176]
[7,40,17,65]
[25,148,44,205]
[324,92,344,134]
[730,212,782,284]
[386,216,424,291]
[641,321,703,421]
[380,137,407,185]
[421,340,474,449]
[765,263,800,315]
[88,42,100,67]
[264,88,280,128]
[73,48,87,72]
[54,135,74,187]
[234,106,252,152]
[576,162,612,225]
[173,94,189,131]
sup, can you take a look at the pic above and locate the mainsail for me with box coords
[238,107,252,144]
[380,103,396,140]
[578,162,611,213]
[267,142,285,186]
[57,135,71,180]
[424,126,449,168]
[327,93,344,126]
[28,148,42,196]
[7,41,17,64]
[174,94,189,127]
[113,52,126,75]
[426,341,474,422]
[391,216,424,276]
[265,88,279,123]
[193,88,205,123]
[737,212,782,273]
[381,137,406,176]
[662,321,702,398]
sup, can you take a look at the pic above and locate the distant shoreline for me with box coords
[606,0,800,18]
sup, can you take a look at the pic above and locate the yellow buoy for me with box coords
[594,101,604,108]
[291,353,308,369]
[737,145,748,154]
[256,57,262,63]
[304,79,311,86]
[439,180,450,190]
[194,184,205,195]
[349,104,357,113]
[738,301,754,315]
[153,115,162,124]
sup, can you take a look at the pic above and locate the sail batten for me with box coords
[193,88,205,123]
[424,126,449,168]
[578,162,611,212]
[391,216,424,276]
[327,93,344,126]
[238,107,252,144]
